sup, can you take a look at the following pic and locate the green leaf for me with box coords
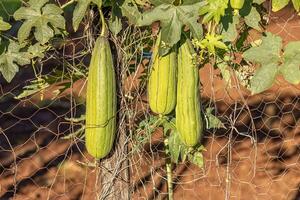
[28,43,48,58]
[188,151,204,167]
[165,120,204,165]
[15,78,49,99]
[243,32,282,65]
[14,0,65,44]
[281,41,300,84]
[168,131,182,163]
[283,41,300,63]
[221,13,239,42]
[0,17,11,31]
[242,34,281,94]
[272,0,290,12]
[180,145,190,162]
[120,0,141,24]
[180,3,203,40]
[292,0,300,12]
[250,63,278,94]
[243,32,300,93]
[0,41,31,82]
[162,118,176,136]
[103,0,111,7]
[281,61,300,84]
[245,7,261,31]
[0,0,21,21]
[108,1,122,36]
[239,0,252,16]
[72,0,92,32]
[134,115,160,151]
[109,15,122,36]
[199,0,228,24]
[72,0,115,31]
[137,1,205,55]
[217,61,231,86]
[205,107,225,129]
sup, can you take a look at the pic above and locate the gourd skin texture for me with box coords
[85,36,116,159]
[148,34,177,115]
[176,39,202,147]
[230,0,245,9]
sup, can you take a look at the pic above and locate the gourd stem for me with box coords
[233,9,239,16]
[99,9,106,37]
[156,114,166,126]
[207,21,212,34]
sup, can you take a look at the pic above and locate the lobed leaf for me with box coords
[0,41,31,82]
[14,0,65,44]
[245,7,261,31]
[243,32,282,65]
[137,1,204,55]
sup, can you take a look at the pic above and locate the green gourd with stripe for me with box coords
[176,38,203,147]
[148,33,177,115]
[85,36,117,159]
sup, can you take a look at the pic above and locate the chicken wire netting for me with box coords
[0,3,300,200]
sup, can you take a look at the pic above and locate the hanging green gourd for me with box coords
[176,38,203,147]
[148,32,177,115]
[230,0,245,15]
[85,7,117,159]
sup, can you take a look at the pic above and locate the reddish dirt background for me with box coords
[0,2,299,200]
[132,4,300,200]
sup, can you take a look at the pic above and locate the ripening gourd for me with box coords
[176,38,203,147]
[85,36,117,159]
[148,32,177,115]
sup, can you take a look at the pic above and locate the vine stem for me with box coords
[164,138,174,200]
[166,161,173,200]
[60,0,75,9]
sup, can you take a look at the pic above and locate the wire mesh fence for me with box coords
[0,3,299,200]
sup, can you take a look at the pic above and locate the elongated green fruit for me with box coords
[176,38,203,147]
[85,36,116,159]
[148,33,177,115]
[230,0,245,9]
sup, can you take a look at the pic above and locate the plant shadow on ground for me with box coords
[0,68,299,200]
[1,3,300,199]
[132,93,300,200]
